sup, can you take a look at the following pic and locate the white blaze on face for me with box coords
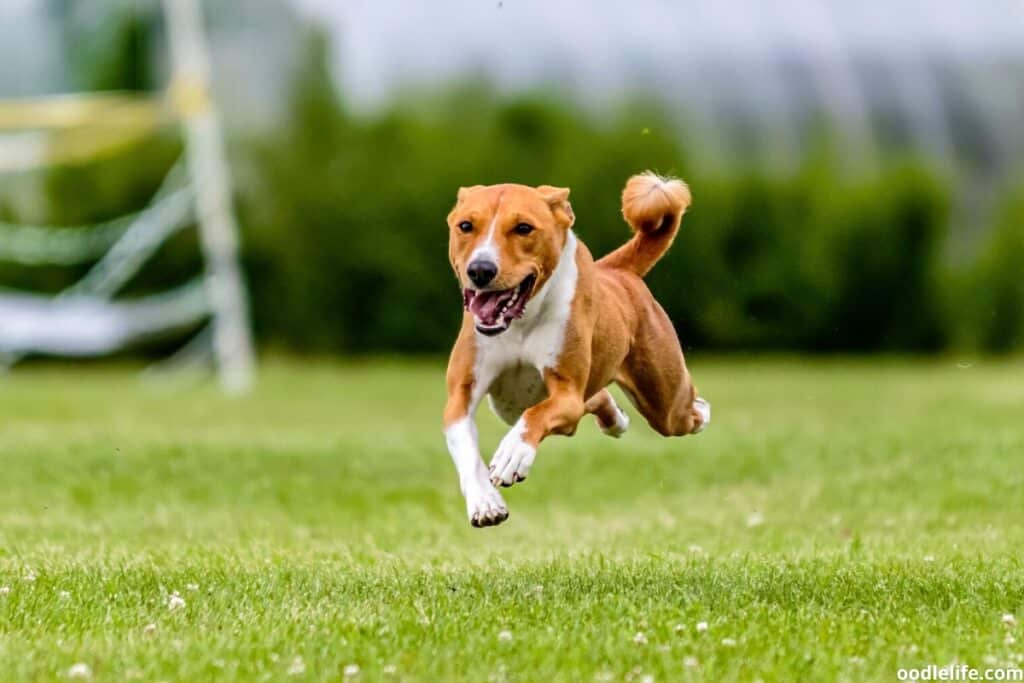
[468,215,501,269]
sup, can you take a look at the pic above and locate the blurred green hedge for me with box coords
[234,38,965,354]
[11,33,1023,356]
[950,191,1024,353]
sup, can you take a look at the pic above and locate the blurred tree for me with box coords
[962,192,1024,352]
[53,0,158,92]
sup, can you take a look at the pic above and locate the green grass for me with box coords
[2,356,1023,682]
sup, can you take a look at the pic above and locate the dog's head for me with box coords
[448,183,575,336]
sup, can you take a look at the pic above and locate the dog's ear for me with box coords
[457,185,485,202]
[538,185,575,228]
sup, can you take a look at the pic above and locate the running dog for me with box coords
[444,172,710,527]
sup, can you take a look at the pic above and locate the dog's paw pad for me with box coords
[692,397,711,433]
[466,484,509,527]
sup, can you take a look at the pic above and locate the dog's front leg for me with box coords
[444,377,509,527]
[489,373,585,487]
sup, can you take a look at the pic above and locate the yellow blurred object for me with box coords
[0,92,167,131]
[0,92,174,172]
[168,76,210,119]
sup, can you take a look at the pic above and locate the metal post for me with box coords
[162,0,254,393]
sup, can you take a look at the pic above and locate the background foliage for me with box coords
[5,29,1022,355]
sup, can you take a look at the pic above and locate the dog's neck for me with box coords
[474,231,578,373]
[518,230,578,329]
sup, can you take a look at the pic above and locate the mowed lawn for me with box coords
[1,357,1023,682]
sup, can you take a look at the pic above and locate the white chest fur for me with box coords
[471,231,579,420]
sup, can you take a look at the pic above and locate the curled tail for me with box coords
[597,171,691,277]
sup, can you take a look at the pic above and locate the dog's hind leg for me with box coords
[585,389,630,438]
[616,304,710,437]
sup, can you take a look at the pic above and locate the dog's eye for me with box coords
[513,223,534,235]
[457,221,473,233]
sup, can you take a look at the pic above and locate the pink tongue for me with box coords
[470,290,512,323]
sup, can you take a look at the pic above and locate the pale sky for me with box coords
[1,0,1022,168]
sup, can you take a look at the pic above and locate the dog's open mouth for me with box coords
[463,274,536,336]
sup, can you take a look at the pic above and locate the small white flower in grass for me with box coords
[0,586,10,595]
[633,632,647,645]
[186,583,199,592]
[688,544,704,555]
[167,592,186,611]
[746,512,764,528]
[143,623,157,636]
[67,663,92,679]
[923,555,935,562]
[59,590,71,600]
[683,656,699,668]
[673,623,685,633]
[721,638,737,647]
[24,570,37,583]
[1003,614,1017,628]
[287,656,306,676]
[696,622,709,633]
[498,630,513,642]
[641,675,655,683]
[343,663,360,677]
[382,664,397,675]
[1005,634,1016,645]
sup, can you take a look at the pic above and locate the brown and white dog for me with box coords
[444,172,710,527]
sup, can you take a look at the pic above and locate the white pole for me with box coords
[162,0,255,394]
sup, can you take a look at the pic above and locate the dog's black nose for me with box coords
[467,260,498,288]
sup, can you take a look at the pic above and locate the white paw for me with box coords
[464,482,509,527]
[693,397,711,433]
[489,420,537,487]
[600,407,630,438]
